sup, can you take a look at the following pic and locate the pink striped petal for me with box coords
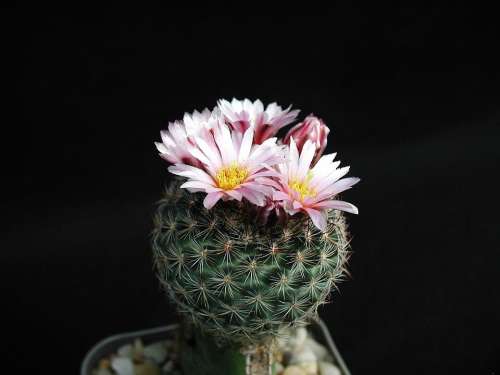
[296,140,316,179]
[304,208,327,231]
[203,192,223,209]
[239,187,265,206]
[315,177,360,200]
[194,136,222,170]
[288,138,300,177]
[240,182,273,196]
[273,191,291,201]
[155,142,168,153]
[168,164,214,185]
[226,189,243,201]
[254,177,282,190]
[314,166,351,194]
[215,124,237,165]
[314,200,359,214]
[238,127,253,163]
[249,170,280,179]
[180,181,219,192]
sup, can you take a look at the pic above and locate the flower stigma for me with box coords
[290,171,316,200]
[215,163,249,190]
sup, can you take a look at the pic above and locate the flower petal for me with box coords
[314,200,359,214]
[239,187,265,206]
[288,137,300,177]
[273,190,291,201]
[304,208,327,231]
[329,177,361,195]
[297,140,316,179]
[226,189,243,201]
[168,164,215,185]
[215,123,237,165]
[203,192,224,209]
[180,181,220,192]
[194,136,222,170]
[239,127,253,163]
[254,177,282,190]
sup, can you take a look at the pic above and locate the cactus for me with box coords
[152,98,359,374]
[152,178,351,347]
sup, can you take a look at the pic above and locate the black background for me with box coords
[5,4,500,374]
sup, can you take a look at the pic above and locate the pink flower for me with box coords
[283,115,330,165]
[218,98,300,144]
[155,108,218,168]
[272,138,360,231]
[155,99,360,224]
[168,121,285,209]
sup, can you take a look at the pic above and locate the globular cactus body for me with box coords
[152,179,350,345]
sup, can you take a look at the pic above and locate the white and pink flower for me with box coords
[272,138,360,231]
[218,98,300,144]
[155,99,359,230]
[155,108,219,168]
[155,119,200,167]
[283,115,330,165]
[168,120,285,209]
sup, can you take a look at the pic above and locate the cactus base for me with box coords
[180,328,247,375]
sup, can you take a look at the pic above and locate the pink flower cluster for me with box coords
[155,98,359,231]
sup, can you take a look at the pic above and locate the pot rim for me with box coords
[81,319,351,375]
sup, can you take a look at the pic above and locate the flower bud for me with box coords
[283,115,330,164]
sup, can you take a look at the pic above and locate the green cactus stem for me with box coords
[152,179,351,373]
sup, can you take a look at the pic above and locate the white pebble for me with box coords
[289,347,317,365]
[318,361,341,375]
[292,328,308,350]
[111,357,134,375]
[283,365,307,375]
[304,337,329,361]
[133,338,145,361]
[117,344,133,358]
[300,361,318,375]
[144,341,167,364]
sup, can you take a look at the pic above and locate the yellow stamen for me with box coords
[215,163,249,190]
[290,171,316,200]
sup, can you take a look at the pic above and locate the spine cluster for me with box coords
[152,179,351,345]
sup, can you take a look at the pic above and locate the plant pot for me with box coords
[81,319,351,375]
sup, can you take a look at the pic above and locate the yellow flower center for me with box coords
[290,171,316,200]
[215,163,249,190]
